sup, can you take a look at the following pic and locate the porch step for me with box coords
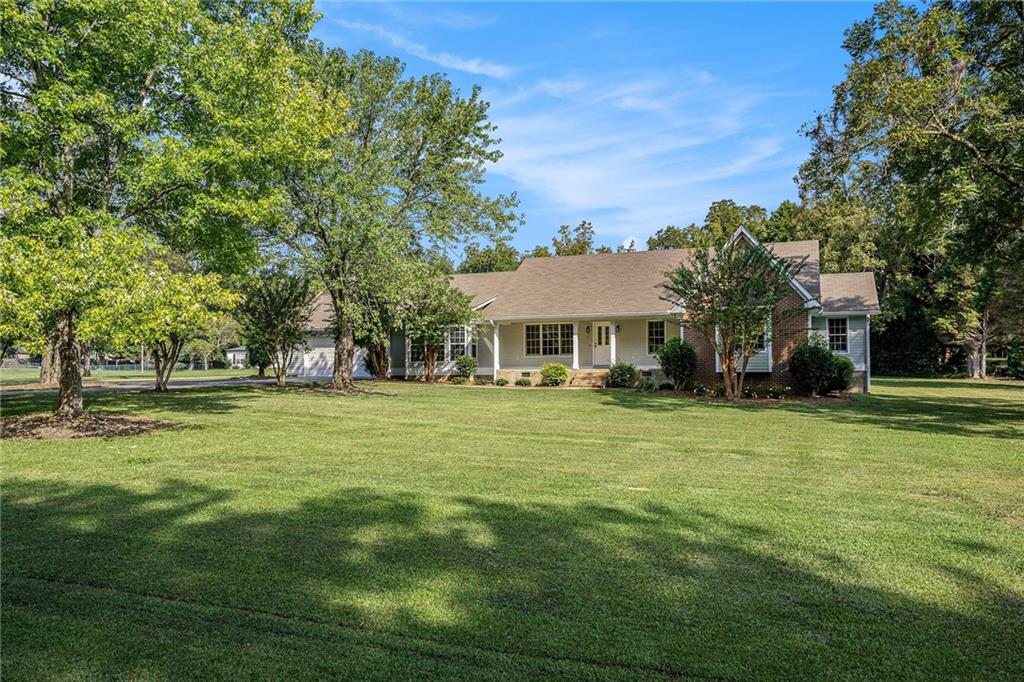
[570,370,608,387]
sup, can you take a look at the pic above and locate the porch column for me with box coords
[492,322,500,380]
[609,321,617,364]
[404,334,411,380]
[571,322,579,370]
[679,319,685,342]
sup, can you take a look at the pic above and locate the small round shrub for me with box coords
[607,362,637,388]
[515,377,533,387]
[474,376,490,385]
[655,337,697,390]
[789,336,837,396]
[741,385,757,399]
[693,382,708,396]
[767,384,789,399]
[454,354,477,378]
[638,377,658,393]
[659,382,675,391]
[713,384,727,397]
[829,355,855,393]
[449,375,468,385]
[495,377,509,386]
[539,363,569,386]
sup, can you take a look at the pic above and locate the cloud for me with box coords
[334,19,518,79]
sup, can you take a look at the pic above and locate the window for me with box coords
[449,327,466,359]
[410,340,424,362]
[755,333,766,352]
[828,318,848,352]
[647,320,666,354]
[526,323,574,356]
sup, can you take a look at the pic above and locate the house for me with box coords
[225,346,248,369]
[293,228,880,391]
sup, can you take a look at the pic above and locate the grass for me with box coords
[0,366,253,388]
[2,378,1022,680]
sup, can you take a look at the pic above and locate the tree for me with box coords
[647,225,695,250]
[551,220,596,256]
[525,245,552,258]
[0,0,329,417]
[616,239,637,253]
[185,314,239,371]
[663,233,805,399]
[405,275,476,382]
[236,265,312,386]
[457,240,521,273]
[276,48,517,391]
[246,343,272,377]
[763,201,803,243]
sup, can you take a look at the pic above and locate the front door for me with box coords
[593,321,611,366]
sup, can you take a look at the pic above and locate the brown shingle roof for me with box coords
[450,271,517,308]
[820,272,880,314]
[307,291,335,332]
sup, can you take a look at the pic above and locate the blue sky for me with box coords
[312,1,873,253]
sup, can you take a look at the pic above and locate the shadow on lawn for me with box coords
[0,385,257,419]
[3,479,1021,679]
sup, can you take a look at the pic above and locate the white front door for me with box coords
[593,321,611,366]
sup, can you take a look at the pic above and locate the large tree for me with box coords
[0,0,327,418]
[457,240,521,273]
[276,48,518,391]
[236,265,312,386]
[663,235,806,399]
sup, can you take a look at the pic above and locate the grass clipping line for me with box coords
[0,412,176,440]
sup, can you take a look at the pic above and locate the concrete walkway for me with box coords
[0,376,336,397]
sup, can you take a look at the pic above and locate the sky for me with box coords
[312,1,875,254]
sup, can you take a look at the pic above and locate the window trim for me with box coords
[828,317,849,354]
[524,322,573,357]
[714,319,773,372]
[646,319,666,355]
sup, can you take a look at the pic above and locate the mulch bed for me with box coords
[1,413,176,440]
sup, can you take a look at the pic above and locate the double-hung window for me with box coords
[647,320,666,354]
[449,327,466,359]
[828,318,848,353]
[410,340,425,362]
[526,323,573,356]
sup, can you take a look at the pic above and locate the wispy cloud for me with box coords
[334,19,518,79]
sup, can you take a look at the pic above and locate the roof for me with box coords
[307,292,334,332]
[819,272,881,314]
[450,271,517,308]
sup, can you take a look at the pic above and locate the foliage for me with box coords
[829,355,856,394]
[275,47,518,390]
[454,355,478,378]
[663,233,805,399]
[1007,339,1024,379]
[713,384,727,397]
[406,275,477,382]
[638,377,658,393]
[789,336,855,397]
[767,385,789,399]
[458,240,521,273]
[654,337,697,390]
[647,225,691,250]
[539,363,569,386]
[551,220,597,256]
[449,375,467,385]
[741,385,757,399]
[235,265,312,386]
[514,377,532,387]
[474,376,490,386]
[658,382,675,391]
[607,363,637,388]
[495,377,509,386]
[692,383,708,396]
[524,245,552,258]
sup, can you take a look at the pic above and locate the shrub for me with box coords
[1007,338,1024,378]
[539,363,569,386]
[449,375,467,385]
[659,382,675,391]
[495,377,509,386]
[654,338,697,390]
[789,336,837,396]
[515,377,533,387]
[454,355,477,378]
[713,384,727,397]
[607,362,637,388]
[767,384,789,399]
[741,385,757,399]
[693,383,708,396]
[638,377,658,393]
[474,376,490,385]
[829,355,855,393]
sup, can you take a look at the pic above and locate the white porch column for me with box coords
[609,321,617,364]
[571,322,579,370]
[679,319,685,342]
[492,322,500,380]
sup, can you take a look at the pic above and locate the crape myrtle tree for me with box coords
[0,0,331,418]
[663,234,806,400]
[276,47,518,392]
[405,273,477,383]
[235,264,313,386]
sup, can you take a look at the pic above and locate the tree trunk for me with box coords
[40,335,60,385]
[258,365,266,377]
[370,342,389,379]
[188,355,195,370]
[424,346,438,383]
[82,341,92,377]
[203,354,209,371]
[966,350,980,378]
[54,310,85,420]
[331,316,356,391]
[153,340,183,391]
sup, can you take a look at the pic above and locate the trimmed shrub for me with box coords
[474,376,490,385]
[713,384,727,397]
[829,355,855,393]
[607,362,637,388]
[789,336,837,396]
[767,384,789,399]
[454,355,477,378]
[693,382,708,396]
[495,377,509,386]
[659,382,675,391]
[539,363,569,386]
[741,385,757,399]
[638,377,658,393]
[654,338,697,390]
[449,375,468,385]
[515,377,533,387]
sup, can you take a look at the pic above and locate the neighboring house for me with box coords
[287,298,375,379]
[225,346,248,368]
[295,228,880,392]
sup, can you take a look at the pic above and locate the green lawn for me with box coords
[0,367,253,387]
[2,378,1022,680]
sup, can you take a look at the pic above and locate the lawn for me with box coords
[2,378,1022,680]
[0,366,253,388]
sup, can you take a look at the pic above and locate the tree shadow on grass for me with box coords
[3,478,1021,680]
[0,385,257,421]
